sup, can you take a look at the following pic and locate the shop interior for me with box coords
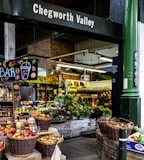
[0,21,120,126]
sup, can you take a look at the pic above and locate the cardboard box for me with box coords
[126,132,144,154]
[127,150,144,160]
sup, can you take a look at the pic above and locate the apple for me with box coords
[31,132,36,136]
[45,114,51,118]
[10,129,16,134]
[0,141,4,149]
[9,129,37,138]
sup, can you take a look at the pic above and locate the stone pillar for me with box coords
[4,22,15,60]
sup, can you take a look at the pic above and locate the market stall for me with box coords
[0,59,66,159]
[0,58,114,159]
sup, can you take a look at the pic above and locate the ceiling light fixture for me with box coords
[56,62,106,73]
[99,56,112,62]
[95,52,113,63]
[57,63,83,70]
[95,62,112,69]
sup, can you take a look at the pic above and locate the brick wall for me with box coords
[28,38,74,69]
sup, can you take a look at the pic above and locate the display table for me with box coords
[5,152,66,160]
[51,118,96,138]
[42,154,66,160]
[5,149,41,160]
[39,127,60,136]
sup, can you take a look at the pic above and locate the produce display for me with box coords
[30,109,41,117]
[14,108,30,119]
[36,107,52,120]
[8,129,37,138]
[130,132,144,143]
[54,95,94,119]
[36,134,64,158]
[37,134,63,145]
[0,124,15,136]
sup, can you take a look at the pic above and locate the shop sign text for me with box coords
[33,3,95,28]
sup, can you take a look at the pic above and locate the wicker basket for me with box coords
[36,135,63,158]
[35,116,52,131]
[106,117,134,141]
[97,116,119,133]
[97,116,111,133]
[7,133,39,157]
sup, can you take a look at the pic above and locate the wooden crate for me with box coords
[127,150,144,160]
[96,129,104,158]
[102,136,119,158]
[102,149,117,160]
[96,129,104,143]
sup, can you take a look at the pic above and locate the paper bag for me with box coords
[51,144,61,160]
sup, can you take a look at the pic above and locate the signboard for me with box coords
[0,59,38,81]
[0,0,122,40]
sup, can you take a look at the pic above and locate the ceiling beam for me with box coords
[47,49,88,60]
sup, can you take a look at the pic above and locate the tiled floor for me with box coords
[61,135,100,160]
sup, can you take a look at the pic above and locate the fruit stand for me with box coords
[0,59,113,159]
[0,59,66,160]
[0,122,66,160]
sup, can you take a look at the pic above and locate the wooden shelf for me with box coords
[0,117,13,124]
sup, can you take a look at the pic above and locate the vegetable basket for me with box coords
[106,117,134,141]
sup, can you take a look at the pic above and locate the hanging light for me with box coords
[56,62,106,73]
[99,56,112,62]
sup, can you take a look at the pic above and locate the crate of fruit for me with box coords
[127,132,144,154]
[7,129,39,157]
[36,134,64,158]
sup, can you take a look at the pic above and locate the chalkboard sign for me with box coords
[0,59,38,81]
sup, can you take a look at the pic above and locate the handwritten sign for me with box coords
[0,59,38,81]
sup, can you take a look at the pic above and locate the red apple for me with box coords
[0,141,4,149]
[11,129,16,134]
[31,132,36,136]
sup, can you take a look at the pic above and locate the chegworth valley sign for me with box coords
[33,3,95,28]
[0,0,122,39]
